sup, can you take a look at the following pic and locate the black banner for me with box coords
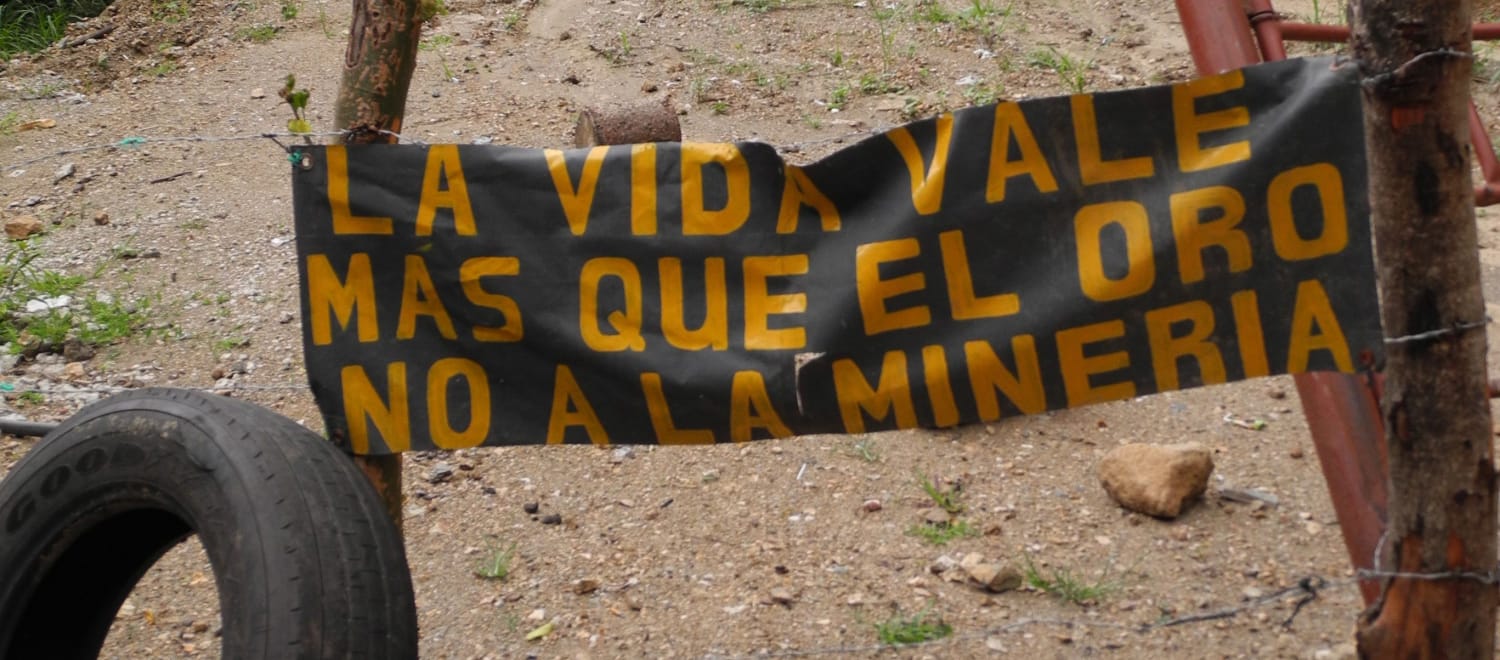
[292,57,1380,454]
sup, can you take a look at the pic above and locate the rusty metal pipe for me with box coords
[1174,0,1261,75]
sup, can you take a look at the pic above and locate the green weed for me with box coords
[1022,554,1120,605]
[827,83,851,111]
[710,101,729,115]
[147,60,179,77]
[1028,46,1091,93]
[279,0,299,20]
[420,33,454,51]
[475,540,517,580]
[0,111,20,136]
[917,473,963,514]
[16,391,44,405]
[848,437,881,462]
[874,606,952,646]
[237,24,279,43]
[0,242,150,354]
[906,519,978,545]
[419,0,448,22]
[151,0,190,23]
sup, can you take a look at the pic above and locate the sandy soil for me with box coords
[3,0,1500,657]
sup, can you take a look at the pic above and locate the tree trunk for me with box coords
[1350,1,1498,657]
[332,0,428,533]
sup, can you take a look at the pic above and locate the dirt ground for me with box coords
[5,0,1500,657]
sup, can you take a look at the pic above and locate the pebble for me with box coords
[768,587,796,605]
[426,462,455,483]
[572,578,600,594]
[610,446,636,463]
[861,499,882,512]
[523,502,540,514]
[540,513,562,525]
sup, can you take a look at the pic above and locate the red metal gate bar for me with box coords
[1174,0,1390,605]
[1243,0,1500,205]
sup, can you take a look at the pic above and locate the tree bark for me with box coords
[332,0,428,533]
[1350,1,1498,657]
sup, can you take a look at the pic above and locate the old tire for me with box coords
[0,388,417,659]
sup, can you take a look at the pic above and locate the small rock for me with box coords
[62,361,86,382]
[1242,586,1264,600]
[922,508,950,525]
[929,555,959,574]
[4,215,43,240]
[61,338,95,362]
[426,462,455,483]
[769,587,796,605]
[1098,442,1214,519]
[641,81,659,93]
[540,513,562,525]
[526,608,547,622]
[523,501,540,514]
[845,593,866,606]
[250,87,265,99]
[53,163,76,183]
[92,211,110,225]
[861,499,882,512]
[610,446,635,463]
[210,366,226,380]
[964,561,1023,593]
[1288,447,1304,459]
[572,578,600,595]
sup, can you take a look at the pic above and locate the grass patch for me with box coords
[875,606,952,646]
[1028,46,1092,94]
[848,437,880,462]
[475,540,517,580]
[147,60,179,77]
[237,24,279,43]
[906,519,978,545]
[0,0,113,58]
[1022,554,1120,605]
[0,241,150,354]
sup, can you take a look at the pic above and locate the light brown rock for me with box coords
[4,215,43,240]
[964,562,1023,593]
[1098,442,1214,519]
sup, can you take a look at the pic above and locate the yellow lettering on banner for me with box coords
[326,145,393,235]
[743,255,808,350]
[886,113,954,215]
[1287,280,1353,372]
[632,144,658,236]
[682,143,751,235]
[1170,186,1251,284]
[415,145,476,236]
[342,363,410,454]
[987,102,1059,203]
[730,371,792,442]
[855,238,930,335]
[776,166,842,233]
[939,230,1020,320]
[1144,300,1226,391]
[1070,95,1155,185]
[306,253,379,345]
[1172,70,1251,172]
[641,372,714,444]
[964,336,1045,420]
[580,257,646,352]
[1056,320,1135,407]
[1075,201,1155,302]
[546,364,609,445]
[427,357,490,450]
[545,146,608,236]
[396,255,457,340]
[460,257,523,342]
[661,257,729,350]
[1268,163,1348,261]
[1231,290,1270,378]
[833,351,916,434]
[921,345,959,428]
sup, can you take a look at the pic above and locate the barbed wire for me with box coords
[1,125,889,177]
[702,575,1350,659]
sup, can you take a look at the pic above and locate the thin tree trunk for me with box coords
[1350,1,1498,656]
[332,0,427,533]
